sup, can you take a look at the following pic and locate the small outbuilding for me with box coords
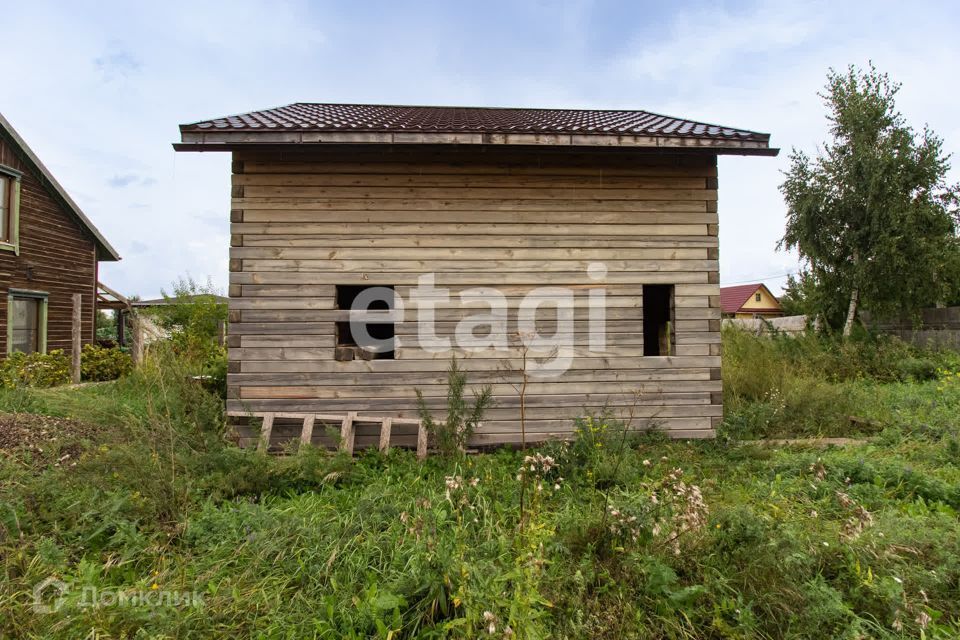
[720,283,783,319]
[175,103,776,448]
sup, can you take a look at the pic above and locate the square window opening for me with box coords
[9,294,46,355]
[642,284,674,357]
[335,285,395,360]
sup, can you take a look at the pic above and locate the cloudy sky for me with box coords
[5,0,959,297]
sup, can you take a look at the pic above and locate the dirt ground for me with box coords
[0,413,101,464]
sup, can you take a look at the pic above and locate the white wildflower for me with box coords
[482,611,497,634]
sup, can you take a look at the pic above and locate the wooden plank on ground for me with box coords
[739,437,869,448]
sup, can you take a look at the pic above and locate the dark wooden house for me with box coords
[176,103,776,449]
[0,112,120,357]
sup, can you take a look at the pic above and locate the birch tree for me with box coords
[780,64,960,335]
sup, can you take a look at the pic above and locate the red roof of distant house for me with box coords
[720,283,780,314]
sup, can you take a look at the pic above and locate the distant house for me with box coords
[175,103,776,446]
[720,283,783,319]
[0,112,120,357]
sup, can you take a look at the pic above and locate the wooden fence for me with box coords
[722,315,812,335]
[862,307,960,350]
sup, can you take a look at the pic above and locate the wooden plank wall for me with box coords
[0,136,97,355]
[227,149,722,446]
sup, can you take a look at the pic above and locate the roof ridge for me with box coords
[280,102,771,138]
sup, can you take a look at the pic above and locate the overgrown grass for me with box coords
[722,326,960,439]
[1,333,959,638]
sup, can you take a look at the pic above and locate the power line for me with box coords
[720,271,796,285]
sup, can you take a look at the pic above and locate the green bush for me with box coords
[721,326,960,438]
[0,349,70,388]
[415,357,493,457]
[201,346,228,398]
[80,344,133,382]
[143,276,228,397]
[895,357,939,381]
[723,325,955,386]
[146,276,227,365]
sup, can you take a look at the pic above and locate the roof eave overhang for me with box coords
[174,130,778,156]
[0,113,121,261]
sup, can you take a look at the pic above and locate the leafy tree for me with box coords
[778,272,816,318]
[152,276,227,343]
[779,64,960,335]
[95,309,118,342]
[147,275,227,366]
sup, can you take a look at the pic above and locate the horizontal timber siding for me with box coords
[228,149,722,447]
[0,136,96,355]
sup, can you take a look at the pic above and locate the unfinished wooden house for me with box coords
[175,104,776,450]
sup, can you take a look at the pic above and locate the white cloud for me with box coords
[4,0,958,298]
[617,2,822,89]
[607,0,960,291]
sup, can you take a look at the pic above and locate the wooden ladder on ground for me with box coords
[228,412,428,460]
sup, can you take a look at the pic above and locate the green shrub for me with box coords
[415,357,493,457]
[723,325,956,387]
[201,346,227,398]
[896,357,939,381]
[146,276,227,366]
[721,326,960,438]
[0,349,70,388]
[81,344,133,381]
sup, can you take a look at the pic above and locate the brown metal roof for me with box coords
[177,103,775,154]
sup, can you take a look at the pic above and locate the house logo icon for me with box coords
[32,577,68,613]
